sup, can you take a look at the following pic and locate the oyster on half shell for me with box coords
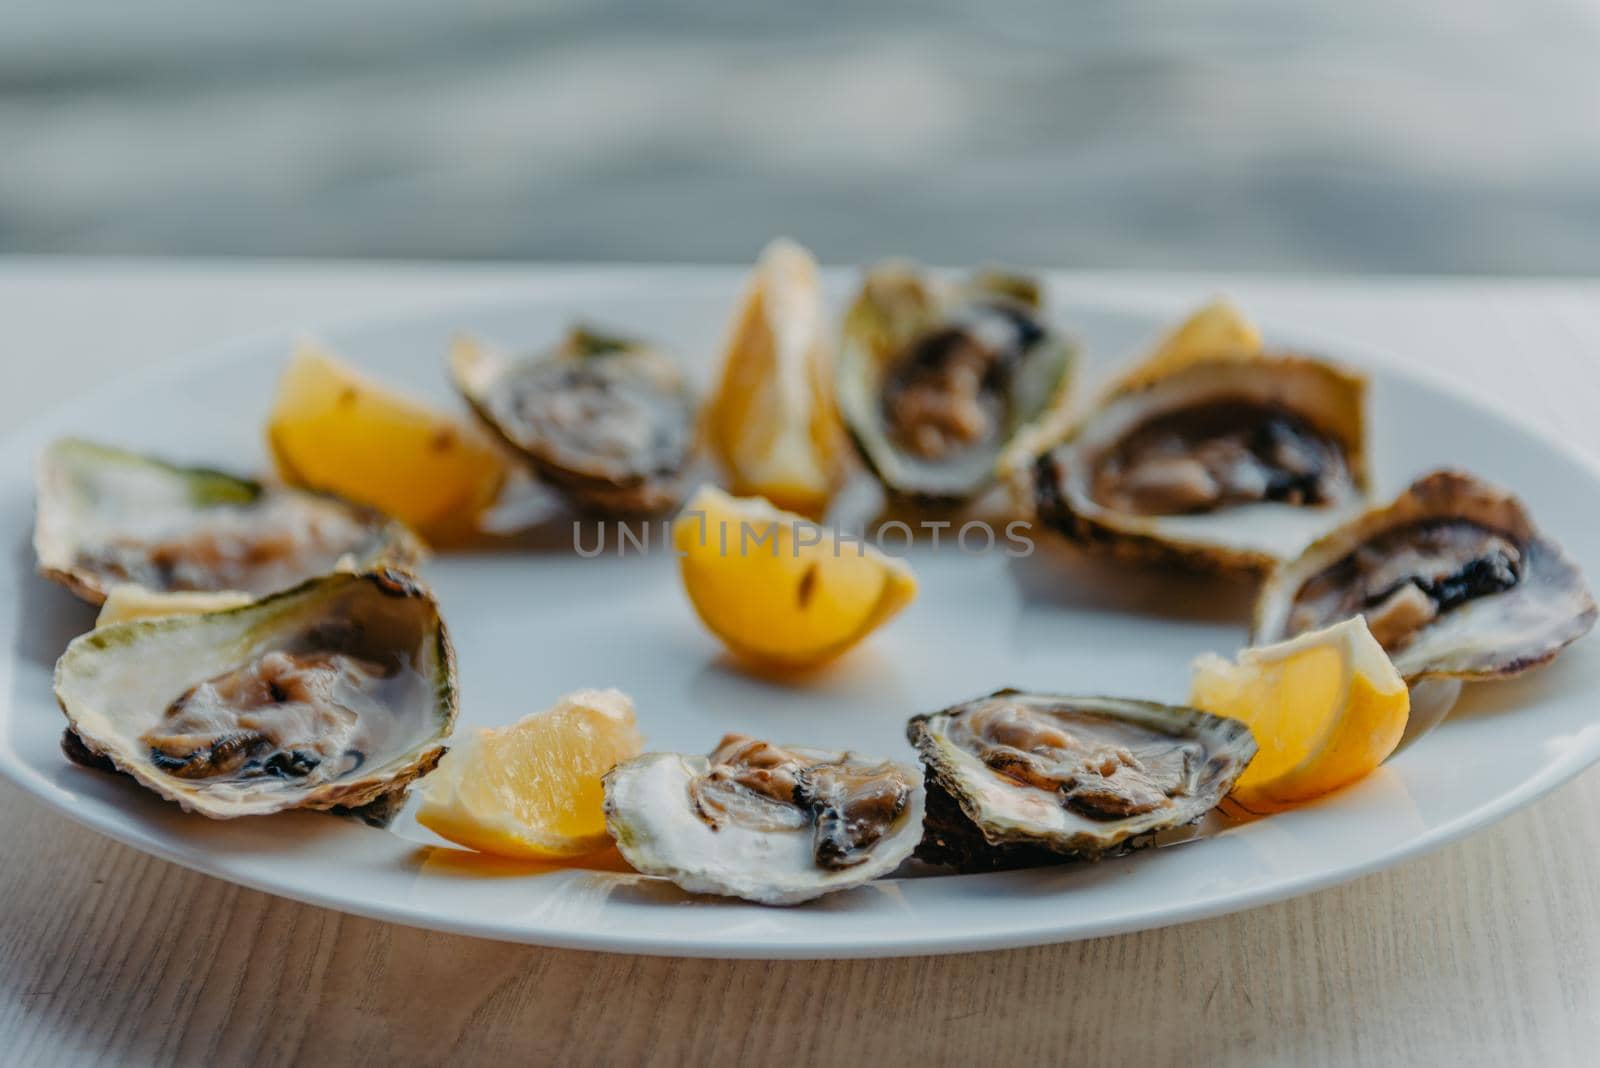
[1253,469,1596,682]
[603,734,924,905]
[836,262,1075,503]
[34,438,420,605]
[908,690,1255,872]
[54,569,457,818]
[450,327,697,515]
[1021,344,1369,574]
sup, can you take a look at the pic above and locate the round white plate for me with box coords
[3,271,1599,959]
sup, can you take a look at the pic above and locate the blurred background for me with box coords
[5,0,1600,273]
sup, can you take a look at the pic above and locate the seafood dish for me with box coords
[25,252,1596,913]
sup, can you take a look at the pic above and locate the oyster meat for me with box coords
[1024,345,1369,573]
[603,734,924,905]
[34,438,420,604]
[1254,469,1597,681]
[450,326,697,514]
[54,569,457,818]
[908,690,1255,872]
[836,262,1075,502]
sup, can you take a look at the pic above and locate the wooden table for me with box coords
[3,260,1598,1065]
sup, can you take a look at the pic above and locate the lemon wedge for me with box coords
[704,239,851,517]
[1189,616,1410,813]
[674,485,917,669]
[1153,296,1261,360]
[267,341,508,546]
[416,689,644,860]
[1114,298,1263,393]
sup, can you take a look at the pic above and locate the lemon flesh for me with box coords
[674,486,917,669]
[267,342,508,546]
[1190,616,1410,813]
[705,239,850,517]
[417,689,644,860]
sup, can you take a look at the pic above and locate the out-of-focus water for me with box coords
[5,0,1600,272]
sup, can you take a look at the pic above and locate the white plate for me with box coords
[3,271,1599,960]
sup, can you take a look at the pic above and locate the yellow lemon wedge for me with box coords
[267,341,509,546]
[1189,616,1410,814]
[704,239,851,517]
[674,485,917,669]
[1153,296,1261,361]
[1115,298,1263,393]
[416,689,644,860]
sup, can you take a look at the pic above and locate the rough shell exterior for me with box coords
[449,332,697,516]
[907,690,1256,873]
[34,438,421,605]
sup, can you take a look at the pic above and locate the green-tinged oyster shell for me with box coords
[55,569,456,819]
[907,690,1255,872]
[34,438,420,604]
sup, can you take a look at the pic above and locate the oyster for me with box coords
[450,326,697,514]
[836,262,1075,502]
[1024,345,1369,573]
[908,690,1255,872]
[34,438,420,605]
[1253,470,1596,681]
[603,734,924,905]
[54,569,456,818]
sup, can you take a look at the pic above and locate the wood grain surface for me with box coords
[3,262,1598,1066]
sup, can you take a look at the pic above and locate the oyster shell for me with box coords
[836,262,1075,502]
[34,438,420,605]
[1253,469,1597,681]
[603,734,924,905]
[908,690,1255,872]
[54,569,457,818]
[1022,345,1369,573]
[450,327,697,515]
[94,586,255,628]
